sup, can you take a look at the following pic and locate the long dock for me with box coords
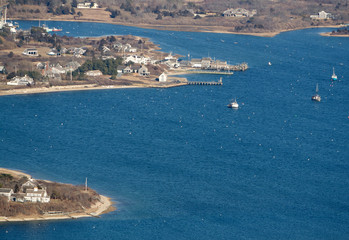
[187,81,222,86]
[185,70,233,75]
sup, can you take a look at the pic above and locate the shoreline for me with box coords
[0,168,115,223]
[0,82,188,97]
[15,16,347,38]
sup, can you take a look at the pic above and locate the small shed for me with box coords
[158,72,167,82]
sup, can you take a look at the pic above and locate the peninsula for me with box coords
[0,167,114,222]
[0,23,247,96]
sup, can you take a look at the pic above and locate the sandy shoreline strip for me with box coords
[0,168,115,223]
[0,195,114,223]
[0,82,188,97]
[0,168,32,179]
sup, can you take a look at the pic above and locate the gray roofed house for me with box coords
[138,65,150,76]
[0,188,14,201]
[65,61,81,71]
[7,75,34,86]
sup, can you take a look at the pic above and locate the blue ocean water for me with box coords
[0,21,348,239]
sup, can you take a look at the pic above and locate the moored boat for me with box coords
[331,67,337,81]
[311,83,321,102]
[52,27,62,32]
[228,98,239,108]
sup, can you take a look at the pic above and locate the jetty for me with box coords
[187,77,223,86]
[185,70,234,75]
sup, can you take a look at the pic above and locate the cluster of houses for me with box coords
[22,47,87,58]
[85,66,167,82]
[223,8,257,18]
[0,179,50,203]
[186,57,234,71]
[310,11,333,20]
[36,61,81,81]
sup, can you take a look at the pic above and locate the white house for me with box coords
[86,70,103,76]
[24,187,50,203]
[124,55,150,65]
[310,11,332,20]
[22,48,39,57]
[77,2,98,9]
[138,65,150,76]
[0,188,14,201]
[158,72,167,82]
[191,59,202,68]
[7,75,34,86]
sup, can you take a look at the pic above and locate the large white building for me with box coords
[7,75,34,86]
[310,11,332,20]
[24,187,50,203]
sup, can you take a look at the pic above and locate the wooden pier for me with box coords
[187,81,222,86]
[185,70,233,75]
[188,77,223,86]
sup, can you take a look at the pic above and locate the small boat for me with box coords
[331,67,337,81]
[42,24,52,32]
[268,62,272,66]
[228,98,239,108]
[311,83,321,102]
[52,27,62,32]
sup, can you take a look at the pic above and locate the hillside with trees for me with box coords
[5,0,349,33]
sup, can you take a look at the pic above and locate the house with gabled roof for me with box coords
[158,72,167,82]
[138,65,150,76]
[0,188,14,201]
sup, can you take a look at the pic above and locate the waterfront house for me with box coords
[86,70,103,76]
[138,65,150,76]
[191,59,202,68]
[65,61,81,71]
[212,60,228,70]
[158,72,167,82]
[24,187,50,203]
[21,179,39,191]
[0,188,14,201]
[201,57,212,68]
[7,75,34,86]
[22,48,39,57]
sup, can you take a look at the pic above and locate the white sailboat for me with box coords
[331,67,337,81]
[311,83,321,102]
[228,98,239,108]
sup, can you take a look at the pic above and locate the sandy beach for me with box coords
[0,80,188,97]
[0,195,114,223]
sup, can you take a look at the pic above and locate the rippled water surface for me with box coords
[0,21,348,239]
